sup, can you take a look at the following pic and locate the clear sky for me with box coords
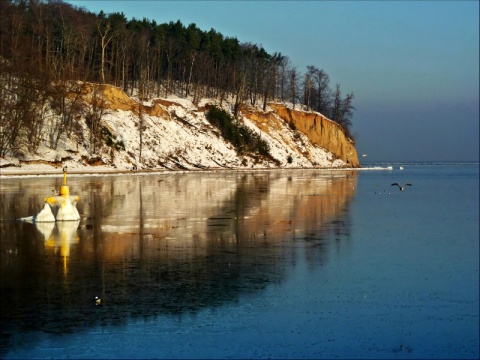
[66,0,479,162]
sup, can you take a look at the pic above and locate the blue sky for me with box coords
[67,0,479,162]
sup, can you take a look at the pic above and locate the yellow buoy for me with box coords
[60,185,70,196]
[43,166,80,221]
[60,166,69,196]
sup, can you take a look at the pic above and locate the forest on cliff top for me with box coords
[0,0,355,158]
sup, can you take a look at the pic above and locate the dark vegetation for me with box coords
[0,0,355,158]
[206,106,271,158]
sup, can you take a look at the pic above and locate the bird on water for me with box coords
[391,183,412,191]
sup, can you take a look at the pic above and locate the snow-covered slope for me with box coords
[0,83,359,175]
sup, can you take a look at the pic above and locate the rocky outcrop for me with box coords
[268,104,359,167]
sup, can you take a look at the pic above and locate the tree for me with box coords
[106,12,128,88]
[0,76,28,157]
[262,52,282,111]
[277,56,291,102]
[138,100,144,165]
[330,84,355,139]
[288,67,299,109]
[48,81,85,150]
[303,68,314,110]
[311,66,331,116]
[338,91,355,139]
[86,84,108,154]
[185,23,201,97]
[97,12,114,83]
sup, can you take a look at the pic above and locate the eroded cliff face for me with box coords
[82,83,171,118]
[268,104,359,167]
[87,84,360,169]
[1,82,360,172]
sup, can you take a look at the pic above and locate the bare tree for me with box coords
[25,82,50,153]
[330,84,355,139]
[86,84,108,154]
[97,14,114,83]
[233,61,249,117]
[313,67,331,116]
[331,83,342,123]
[261,52,282,111]
[288,67,299,109]
[48,81,85,149]
[277,55,290,102]
[303,68,314,110]
[0,75,26,157]
[138,101,144,165]
[185,23,200,97]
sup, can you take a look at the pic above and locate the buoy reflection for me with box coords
[38,220,80,274]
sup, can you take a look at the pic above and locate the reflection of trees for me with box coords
[0,171,357,356]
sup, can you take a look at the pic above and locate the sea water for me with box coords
[0,162,478,359]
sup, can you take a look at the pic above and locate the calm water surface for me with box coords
[0,164,478,359]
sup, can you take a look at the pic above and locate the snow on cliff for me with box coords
[0,83,353,175]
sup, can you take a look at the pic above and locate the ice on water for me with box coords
[34,203,56,222]
[35,221,55,241]
[18,195,80,223]
[55,198,80,221]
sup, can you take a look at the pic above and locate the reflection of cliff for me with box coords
[75,171,357,305]
[0,171,357,355]
[223,171,357,242]
[81,171,357,261]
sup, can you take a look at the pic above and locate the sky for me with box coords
[66,0,479,162]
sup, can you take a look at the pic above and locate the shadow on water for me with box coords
[0,170,357,355]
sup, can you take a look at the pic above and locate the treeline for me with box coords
[0,0,355,158]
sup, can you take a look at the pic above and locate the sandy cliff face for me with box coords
[92,84,360,169]
[0,83,360,172]
[268,104,359,167]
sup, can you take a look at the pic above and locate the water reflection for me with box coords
[0,170,357,354]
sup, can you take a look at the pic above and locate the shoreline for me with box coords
[0,164,370,178]
[3,162,475,179]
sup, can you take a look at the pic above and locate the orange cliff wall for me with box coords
[81,83,171,118]
[269,104,360,167]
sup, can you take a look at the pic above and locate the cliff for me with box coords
[0,83,360,174]
[268,104,359,167]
